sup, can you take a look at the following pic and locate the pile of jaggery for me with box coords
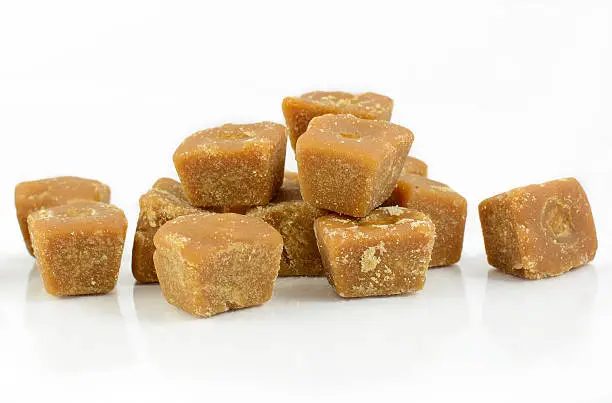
[15,91,598,318]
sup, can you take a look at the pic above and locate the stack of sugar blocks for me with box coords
[15,91,597,318]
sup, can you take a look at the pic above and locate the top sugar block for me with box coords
[15,176,110,256]
[479,178,597,279]
[282,91,393,150]
[173,122,287,208]
[296,114,414,217]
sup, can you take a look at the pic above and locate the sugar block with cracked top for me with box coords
[314,206,435,298]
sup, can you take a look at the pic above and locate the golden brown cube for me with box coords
[401,156,428,177]
[153,213,283,318]
[247,175,327,276]
[296,114,414,217]
[282,91,393,150]
[479,178,597,279]
[28,201,127,296]
[386,174,467,267]
[132,178,211,284]
[173,122,287,208]
[314,206,435,298]
[15,176,110,256]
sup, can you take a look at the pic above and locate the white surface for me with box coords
[1,1,611,402]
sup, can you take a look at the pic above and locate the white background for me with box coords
[1,1,611,402]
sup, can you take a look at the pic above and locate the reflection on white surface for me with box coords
[134,267,468,387]
[483,264,597,359]
[25,266,134,372]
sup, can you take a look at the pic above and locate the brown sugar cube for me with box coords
[478,178,597,279]
[296,114,414,217]
[153,213,283,317]
[385,174,467,267]
[401,156,428,177]
[282,91,393,150]
[315,206,435,298]
[15,176,110,256]
[132,178,211,284]
[247,192,327,277]
[173,122,287,208]
[28,201,127,296]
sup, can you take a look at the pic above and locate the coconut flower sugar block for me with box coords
[296,114,414,217]
[132,178,211,284]
[173,122,287,208]
[386,174,467,267]
[28,201,127,296]
[247,172,327,277]
[314,206,435,298]
[15,176,111,256]
[153,213,283,318]
[479,178,597,279]
[282,91,393,150]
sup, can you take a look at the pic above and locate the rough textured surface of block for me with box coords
[296,114,413,217]
[247,200,327,277]
[282,91,393,150]
[153,213,283,317]
[132,178,210,283]
[478,178,597,279]
[173,122,287,208]
[314,206,435,298]
[15,176,110,256]
[386,174,467,267]
[28,201,127,296]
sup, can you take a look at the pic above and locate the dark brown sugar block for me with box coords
[296,114,414,217]
[273,171,302,203]
[173,122,287,208]
[28,201,127,296]
[385,174,467,267]
[132,178,211,284]
[247,201,327,277]
[401,156,428,177]
[314,206,435,298]
[282,91,393,150]
[15,176,110,256]
[153,213,283,317]
[478,178,597,280]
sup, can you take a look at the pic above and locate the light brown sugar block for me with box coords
[173,122,287,208]
[314,206,435,298]
[15,176,110,256]
[296,114,414,217]
[247,201,327,277]
[132,178,211,284]
[28,201,127,296]
[478,178,597,280]
[153,213,283,318]
[401,156,428,177]
[282,91,393,150]
[385,174,467,267]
